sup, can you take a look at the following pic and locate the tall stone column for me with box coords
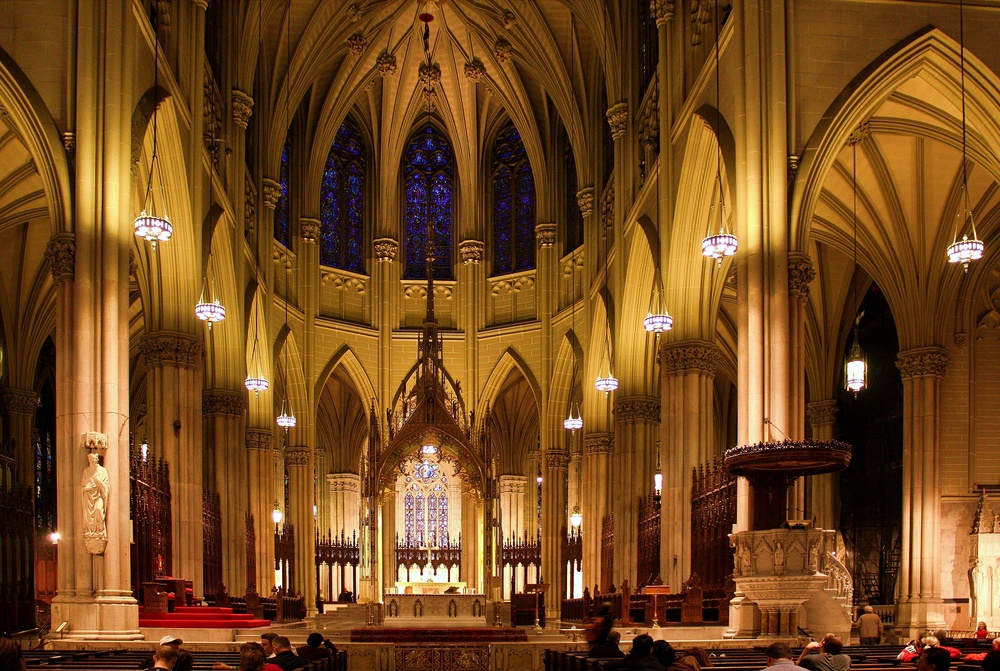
[652,0,675,282]
[461,487,482,592]
[286,446,315,611]
[659,343,718,589]
[203,390,247,595]
[328,473,361,539]
[499,475,527,539]
[787,254,816,518]
[612,397,660,588]
[139,333,204,592]
[582,434,613,591]
[895,347,949,636]
[525,451,541,538]
[458,240,484,408]
[381,488,397,595]
[542,450,569,621]
[245,428,275,593]
[806,400,838,530]
[1,387,38,487]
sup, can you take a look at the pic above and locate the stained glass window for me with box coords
[565,142,583,253]
[320,120,365,272]
[404,126,454,279]
[491,121,536,274]
[402,459,450,547]
[404,492,414,544]
[415,492,425,546]
[275,137,291,247]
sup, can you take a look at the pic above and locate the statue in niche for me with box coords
[971,558,984,622]
[808,543,820,574]
[81,452,110,554]
[741,543,752,575]
[773,542,785,574]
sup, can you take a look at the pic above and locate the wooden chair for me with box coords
[141,582,168,614]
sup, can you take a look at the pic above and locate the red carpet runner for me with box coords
[139,606,270,629]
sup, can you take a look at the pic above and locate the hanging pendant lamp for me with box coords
[845,138,867,395]
[134,17,173,248]
[701,3,736,265]
[195,253,226,327]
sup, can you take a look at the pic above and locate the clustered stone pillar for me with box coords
[499,475,527,539]
[139,332,205,593]
[582,433,613,591]
[787,254,817,518]
[806,400,838,530]
[328,472,361,539]
[896,347,949,637]
[461,486,482,592]
[612,397,660,588]
[1,387,39,487]
[659,343,718,589]
[286,446,316,612]
[542,449,569,621]
[381,486,397,594]
[245,428,275,592]
[203,390,247,595]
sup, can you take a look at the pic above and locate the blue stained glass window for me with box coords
[320,120,366,272]
[415,492,425,546]
[275,137,291,247]
[427,494,438,546]
[491,121,535,274]
[439,493,448,544]
[404,125,454,279]
[404,492,414,544]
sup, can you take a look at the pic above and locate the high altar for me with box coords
[392,581,468,595]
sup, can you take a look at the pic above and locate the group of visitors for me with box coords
[585,607,713,671]
[144,631,337,671]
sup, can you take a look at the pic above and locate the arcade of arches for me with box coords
[2,0,1000,643]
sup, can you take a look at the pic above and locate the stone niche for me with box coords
[730,527,852,638]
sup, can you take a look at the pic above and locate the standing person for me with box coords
[858,606,884,645]
[763,642,803,671]
[269,637,307,671]
[797,634,851,671]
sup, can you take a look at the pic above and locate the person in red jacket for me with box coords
[965,637,1000,661]
[899,637,961,663]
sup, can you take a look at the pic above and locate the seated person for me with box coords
[270,637,308,671]
[797,634,851,671]
[213,642,280,671]
[977,622,991,640]
[764,641,800,671]
[0,636,27,671]
[967,638,1000,661]
[917,647,952,671]
[296,633,336,661]
[589,630,626,659]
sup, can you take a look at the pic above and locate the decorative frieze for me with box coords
[896,347,949,379]
[494,38,513,62]
[534,223,556,248]
[459,240,484,264]
[583,434,614,455]
[498,475,527,495]
[348,32,367,56]
[202,390,246,417]
[606,102,629,139]
[658,342,719,373]
[464,58,487,82]
[546,450,571,469]
[0,388,38,415]
[376,51,397,77]
[328,473,361,493]
[45,233,76,283]
[650,0,675,24]
[806,400,838,427]
[300,217,321,243]
[374,238,399,262]
[231,89,253,129]
[787,253,816,297]
[615,397,661,424]
[139,333,203,369]
[576,188,595,218]
[245,429,272,452]
[286,447,310,467]
[262,178,282,210]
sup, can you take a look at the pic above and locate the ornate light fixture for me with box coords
[563,404,583,432]
[245,321,268,393]
[565,251,584,432]
[595,325,618,393]
[845,135,866,395]
[701,1,736,265]
[569,506,582,529]
[421,429,439,456]
[276,398,296,428]
[272,502,283,526]
[195,253,226,328]
[653,447,663,501]
[644,288,673,333]
[134,16,172,248]
[947,0,984,273]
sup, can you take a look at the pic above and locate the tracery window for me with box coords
[491,122,536,274]
[320,120,365,272]
[275,137,291,247]
[402,459,449,547]
[404,126,454,279]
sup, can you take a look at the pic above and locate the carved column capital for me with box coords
[262,179,282,210]
[787,252,816,297]
[615,396,661,424]
[0,388,38,415]
[202,390,246,417]
[374,238,398,262]
[650,0,675,24]
[300,217,321,243]
[286,446,310,467]
[535,222,556,248]
[545,450,571,469]
[658,341,719,373]
[606,102,629,139]
[328,472,361,493]
[231,89,254,129]
[459,240,485,264]
[576,188,595,218]
[806,400,838,428]
[896,347,949,379]
[245,429,272,452]
[583,433,614,455]
[45,233,76,283]
[498,475,527,495]
[139,332,203,369]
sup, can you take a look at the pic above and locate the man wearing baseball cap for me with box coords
[140,636,183,669]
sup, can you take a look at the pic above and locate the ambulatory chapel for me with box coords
[3,0,1000,652]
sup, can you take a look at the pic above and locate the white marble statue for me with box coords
[81,452,110,553]
[773,541,785,574]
